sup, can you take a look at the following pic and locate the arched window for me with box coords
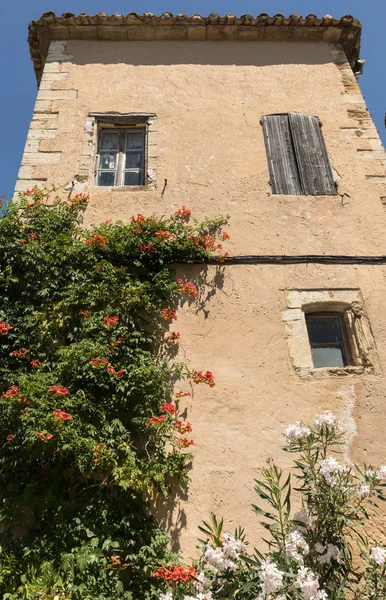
[261,113,336,196]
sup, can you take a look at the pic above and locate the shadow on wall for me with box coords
[64,40,333,68]
[151,264,226,551]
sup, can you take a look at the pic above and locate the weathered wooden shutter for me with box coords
[289,113,336,196]
[261,114,302,195]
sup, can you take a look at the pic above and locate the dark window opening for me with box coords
[306,313,351,369]
[261,113,336,196]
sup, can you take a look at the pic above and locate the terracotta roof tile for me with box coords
[28,12,362,84]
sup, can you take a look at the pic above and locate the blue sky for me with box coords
[1,0,385,200]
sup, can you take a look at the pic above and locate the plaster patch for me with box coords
[336,385,357,462]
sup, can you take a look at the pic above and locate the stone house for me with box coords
[18,11,386,552]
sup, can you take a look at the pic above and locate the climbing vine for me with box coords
[0,187,229,599]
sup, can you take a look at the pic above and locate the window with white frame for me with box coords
[96,127,146,187]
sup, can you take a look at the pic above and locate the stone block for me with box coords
[27,129,57,140]
[69,25,99,40]
[22,152,62,165]
[34,100,54,113]
[265,26,293,41]
[154,26,187,40]
[37,89,78,101]
[237,27,265,41]
[42,63,60,74]
[293,26,324,41]
[187,26,206,40]
[127,26,155,41]
[98,25,129,40]
[14,179,47,193]
[324,28,343,42]
[206,25,238,40]
[24,140,40,153]
[17,166,33,180]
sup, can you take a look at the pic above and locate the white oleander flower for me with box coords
[318,543,342,564]
[284,421,310,442]
[376,465,386,480]
[194,570,210,592]
[159,594,173,600]
[315,542,325,554]
[285,529,309,561]
[314,410,338,430]
[204,544,236,571]
[319,456,348,486]
[370,546,386,565]
[293,509,312,529]
[358,483,371,499]
[259,560,284,594]
[222,531,247,559]
[295,567,322,599]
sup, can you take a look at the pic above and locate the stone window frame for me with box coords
[78,112,157,190]
[282,289,375,379]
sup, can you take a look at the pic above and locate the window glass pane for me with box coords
[126,131,145,150]
[97,171,115,186]
[99,152,117,170]
[100,132,119,150]
[125,151,143,169]
[306,317,343,344]
[311,346,345,369]
[124,171,142,186]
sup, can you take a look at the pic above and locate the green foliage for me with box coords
[161,413,386,600]
[0,187,227,599]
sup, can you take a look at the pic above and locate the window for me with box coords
[282,289,375,379]
[261,113,336,196]
[306,313,351,368]
[96,128,145,187]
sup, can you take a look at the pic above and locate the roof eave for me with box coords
[28,12,362,85]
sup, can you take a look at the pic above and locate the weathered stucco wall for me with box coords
[15,39,386,553]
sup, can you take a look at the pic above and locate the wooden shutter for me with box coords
[289,113,336,196]
[261,114,302,195]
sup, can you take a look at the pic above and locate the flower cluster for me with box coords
[283,421,310,442]
[37,431,53,441]
[315,543,341,565]
[107,365,125,378]
[318,456,349,486]
[90,357,109,367]
[2,385,19,399]
[0,321,12,335]
[314,410,339,430]
[12,348,27,358]
[370,546,386,566]
[84,234,107,247]
[177,279,199,299]
[188,234,222,252]
[295,567,327,600]
[49,385,69,396]
[259,560,284,595]
[192,370,215,387]
[52,409,73,422]
[138,242,154,256]
[69,192,89,207]
[161,309,177,321]
[285,530,309,561]
[155,565,197,585]
[175,206,192,219]
[103,315,119,328]
[155,230,173,242]
[160,403,176,415]
[168,331,181,343]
